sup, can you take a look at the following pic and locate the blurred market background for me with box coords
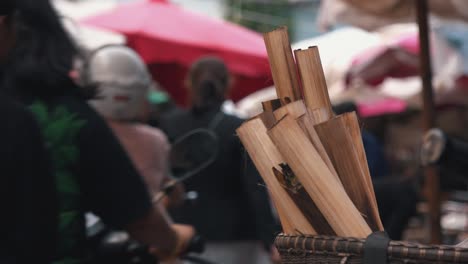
[56,0,468,245]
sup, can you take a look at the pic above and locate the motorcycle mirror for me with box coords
[421,128,446,166]
[152,128,219,204]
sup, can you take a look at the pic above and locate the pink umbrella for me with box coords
[82,0,272,105]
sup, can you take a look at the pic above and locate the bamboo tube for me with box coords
[262,99,282,112]
[273,166,335,236]
[296,114,339,181]
[237,116,316,235]
[264,27,301,102]
[342,112,384,231]
[268,115,372,237]
[273,100,307,120]
[295,47,334,117]
[307,107,332,124]
[272,102,339,182]
[258,110,277,130]
[314,114,383,231]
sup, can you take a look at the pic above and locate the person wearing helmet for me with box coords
[0,0,194,263]
[87,44,185,211]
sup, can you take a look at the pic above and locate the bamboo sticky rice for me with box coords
[296,113,339,181]
[264,26,301,103]
[235,26,383,238]
[295,47,334,118]
[273,165,335,236]
[237,115,316,235]
[315,114,383,231]
[269,115,372,238]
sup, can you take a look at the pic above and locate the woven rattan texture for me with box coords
[276,234,468,264]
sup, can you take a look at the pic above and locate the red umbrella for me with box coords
[82,0,272,106]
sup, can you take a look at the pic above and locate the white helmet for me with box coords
[86,45,152,121]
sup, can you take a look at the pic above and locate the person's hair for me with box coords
[186,56,230,110]
[0,0,87,100]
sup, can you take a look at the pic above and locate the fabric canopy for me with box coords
[83,0,272,105]
[318,0,468,31]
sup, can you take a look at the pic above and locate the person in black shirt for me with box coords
[0,0,194,262]
[0,97,58,264]
[159,57,279,264]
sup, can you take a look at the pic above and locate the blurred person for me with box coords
[87,45,184,209]
[1,5,58,264]
[0,99,58,263]
[0,0,194,263]
[159,57,279,264]
[147,89,185,128]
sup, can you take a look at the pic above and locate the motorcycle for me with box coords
[86,129,219,264]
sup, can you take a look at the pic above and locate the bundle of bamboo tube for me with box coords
[236,27,384,238]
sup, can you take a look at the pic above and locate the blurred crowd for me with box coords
[0,1,279,263]
[3,0,468,264]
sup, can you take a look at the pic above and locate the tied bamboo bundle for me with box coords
[236,26,385,240]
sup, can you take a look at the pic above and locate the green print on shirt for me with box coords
[30,101,87,264]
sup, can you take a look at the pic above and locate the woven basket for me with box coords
[275,234,468,264]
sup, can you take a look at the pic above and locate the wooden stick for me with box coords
[237,115,316,235]
[417,0,441,244]
[268,115,372,237]
[295,47,334,118]
[262,99,282,112]
[273,100,307,120]
[264,27,301,102]
[314,114,383,232]
[341,112,384,231]
[274,166,335,236]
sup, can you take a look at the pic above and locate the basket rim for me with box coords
[275,233,468,263]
